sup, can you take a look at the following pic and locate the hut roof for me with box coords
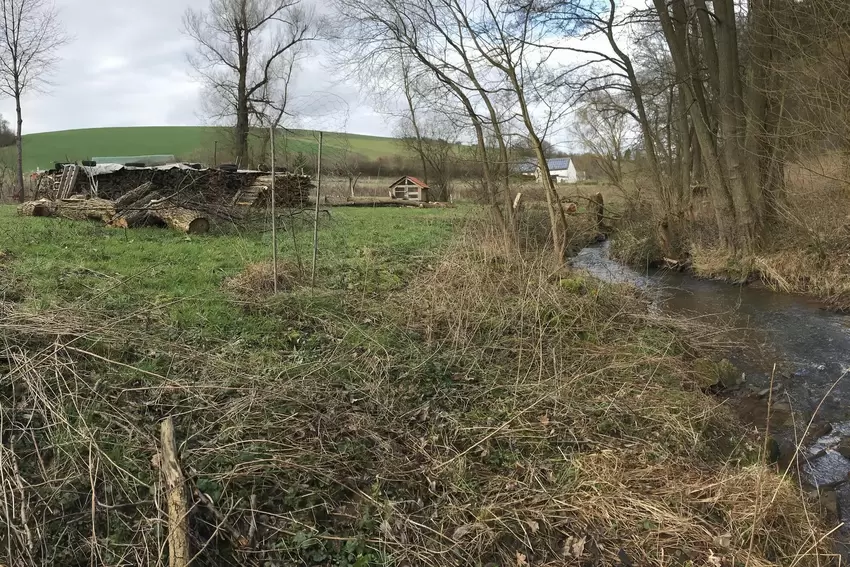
[389,175,429,189]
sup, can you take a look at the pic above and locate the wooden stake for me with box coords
[271,124,279,293]
[160,417,190,567]
[311,131,322,288]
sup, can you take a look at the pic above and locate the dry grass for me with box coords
[609,153,850,309]
[222,260,303,296]
[686,154,850,307]
[0,228,834,566]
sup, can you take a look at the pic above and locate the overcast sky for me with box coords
[0,0,387,136]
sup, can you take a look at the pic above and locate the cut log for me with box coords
[18,199,56,217]
[114,181,154,211]
[160,417,190,567]
[54,198,116,222]
[150,202,210,234]
[110,191,165,228]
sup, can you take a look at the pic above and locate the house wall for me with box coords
[550,168,578,183]
[391,182,426,201]
[533,162,579,184]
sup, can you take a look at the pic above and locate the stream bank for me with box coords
[573,241,850,537]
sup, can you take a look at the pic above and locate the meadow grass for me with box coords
[0,126,412,172]
[0,204,459,342]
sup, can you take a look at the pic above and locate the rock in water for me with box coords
[836,437,850,460]
[819,488,840,522]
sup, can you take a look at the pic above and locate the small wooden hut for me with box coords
[389,176,429,202]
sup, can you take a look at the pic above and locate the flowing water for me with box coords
[573,241,850,536]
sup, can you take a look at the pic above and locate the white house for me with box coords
[540,157,578,184]
[514,157,579,184]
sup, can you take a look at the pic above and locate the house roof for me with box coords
[389,175,429,189]
[546,157,572,171]
[513,158,538,174]
[512,157,573,173]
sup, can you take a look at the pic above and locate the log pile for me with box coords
[17,170,313,234]
[74,167,313,215]
[18,186,210,235]
[110,184,210,234]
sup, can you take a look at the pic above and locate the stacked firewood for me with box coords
[74,167,313,210]
[18,171,314,233]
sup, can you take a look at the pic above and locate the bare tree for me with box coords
[397,109,459,201]
[446,0,572,258]
[0,0,67,202]
[573,99,633,190]
[184,0,314,165]
[331,0,519,246]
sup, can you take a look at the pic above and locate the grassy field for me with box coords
[0,205,457,341]
[0,126,410,172]
[0,205,831,566]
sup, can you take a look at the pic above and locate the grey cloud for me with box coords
[0,0,386,137]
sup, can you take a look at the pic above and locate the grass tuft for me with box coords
[223,260,302,296]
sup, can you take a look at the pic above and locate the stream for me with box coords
[573,241,850,538]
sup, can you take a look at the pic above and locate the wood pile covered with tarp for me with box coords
[22,163,314,234]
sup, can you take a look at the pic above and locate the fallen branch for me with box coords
[160,417,190,567]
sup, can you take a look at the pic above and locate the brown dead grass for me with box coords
[612,153,850,309]
[688,154,850,307]
[222,260,302,296]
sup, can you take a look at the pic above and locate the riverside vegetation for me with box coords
[0,205,835,566]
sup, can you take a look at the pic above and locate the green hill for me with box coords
[1,126,408,172]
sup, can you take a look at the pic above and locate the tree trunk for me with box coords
[400,59,430,185]
[714,0,757,250]
[54,198,116,222]
[654,0,739,249]
[504,67,566,260]
[590,192,604,230]
[677,88,693,212]
[602,15,668,211]
[235,39,250,166]
[15,91,24,203]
